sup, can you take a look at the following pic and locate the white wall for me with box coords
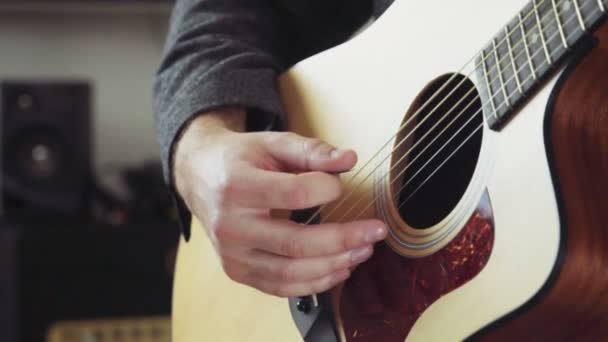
[0,9,170,169]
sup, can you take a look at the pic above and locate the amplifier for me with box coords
[46,317,170,342]
[0,220,178,342]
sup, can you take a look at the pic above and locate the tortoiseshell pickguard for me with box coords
[339,193,494,341]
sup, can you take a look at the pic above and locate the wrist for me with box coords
[172,108,246,196]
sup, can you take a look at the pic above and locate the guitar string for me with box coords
[395,0,600,208]
[308,0,596,305]
[308,0,592,227]
[302,0,554,226]
[329,0,586,224]
[312,3,604,315]
[333,0,587,223]
[304,0,551,225]
[348,2,599,226]
[395,1,601,208]
[355,1,598,222]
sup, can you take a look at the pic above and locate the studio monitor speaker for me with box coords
[0,81,92,217]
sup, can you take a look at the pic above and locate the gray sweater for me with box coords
[153,0,393,239]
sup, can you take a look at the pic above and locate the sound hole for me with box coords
[392,74,483,229]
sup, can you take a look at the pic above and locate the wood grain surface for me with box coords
[476,22,608,341]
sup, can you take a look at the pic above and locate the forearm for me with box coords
[153,0,373,238]
[153,0,291,238]
[154,0,289,187]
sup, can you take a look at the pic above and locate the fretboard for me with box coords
[476,0,607,129]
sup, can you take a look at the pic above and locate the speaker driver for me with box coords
[0,80,92,218]
[13,129,69,186]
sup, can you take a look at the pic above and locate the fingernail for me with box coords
[351,246,372,263]
[365,226,387,243]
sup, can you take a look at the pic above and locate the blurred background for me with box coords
[0,1,178,341]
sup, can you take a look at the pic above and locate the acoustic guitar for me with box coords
[173,0,608,341]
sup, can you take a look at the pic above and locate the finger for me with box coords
[262,132,357,173]
[255,268,352,298]
[245,245,373,283]
[228,166,343,209]
[218,256,350,297]
[222,216,387,258]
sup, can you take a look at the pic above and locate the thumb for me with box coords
[263,132,357,172]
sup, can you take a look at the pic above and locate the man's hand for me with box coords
[173,108,387,297]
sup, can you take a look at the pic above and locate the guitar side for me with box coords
[473,23,608,341]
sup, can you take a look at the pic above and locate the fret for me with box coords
[533,0,553,65]
[480,49,499,122]
[573,0,587,31]
[523,0,558,86]
[557,1,578,48]
[580,0,607,29]
[564,0,606,44]
[541,0,566,62]
[511,13,537,92]
[519,0,559,81]
[505,25,523,94]
[476,0,607,130]
[492,38,512,109]
[551,0,569,48]
[519,12,538,81]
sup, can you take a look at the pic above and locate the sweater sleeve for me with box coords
[153,0,372,240]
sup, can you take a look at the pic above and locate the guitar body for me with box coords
[172,0,608,341]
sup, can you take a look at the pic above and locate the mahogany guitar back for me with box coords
[474,22,608,341]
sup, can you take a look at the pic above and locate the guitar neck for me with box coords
[477,0,607,129]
